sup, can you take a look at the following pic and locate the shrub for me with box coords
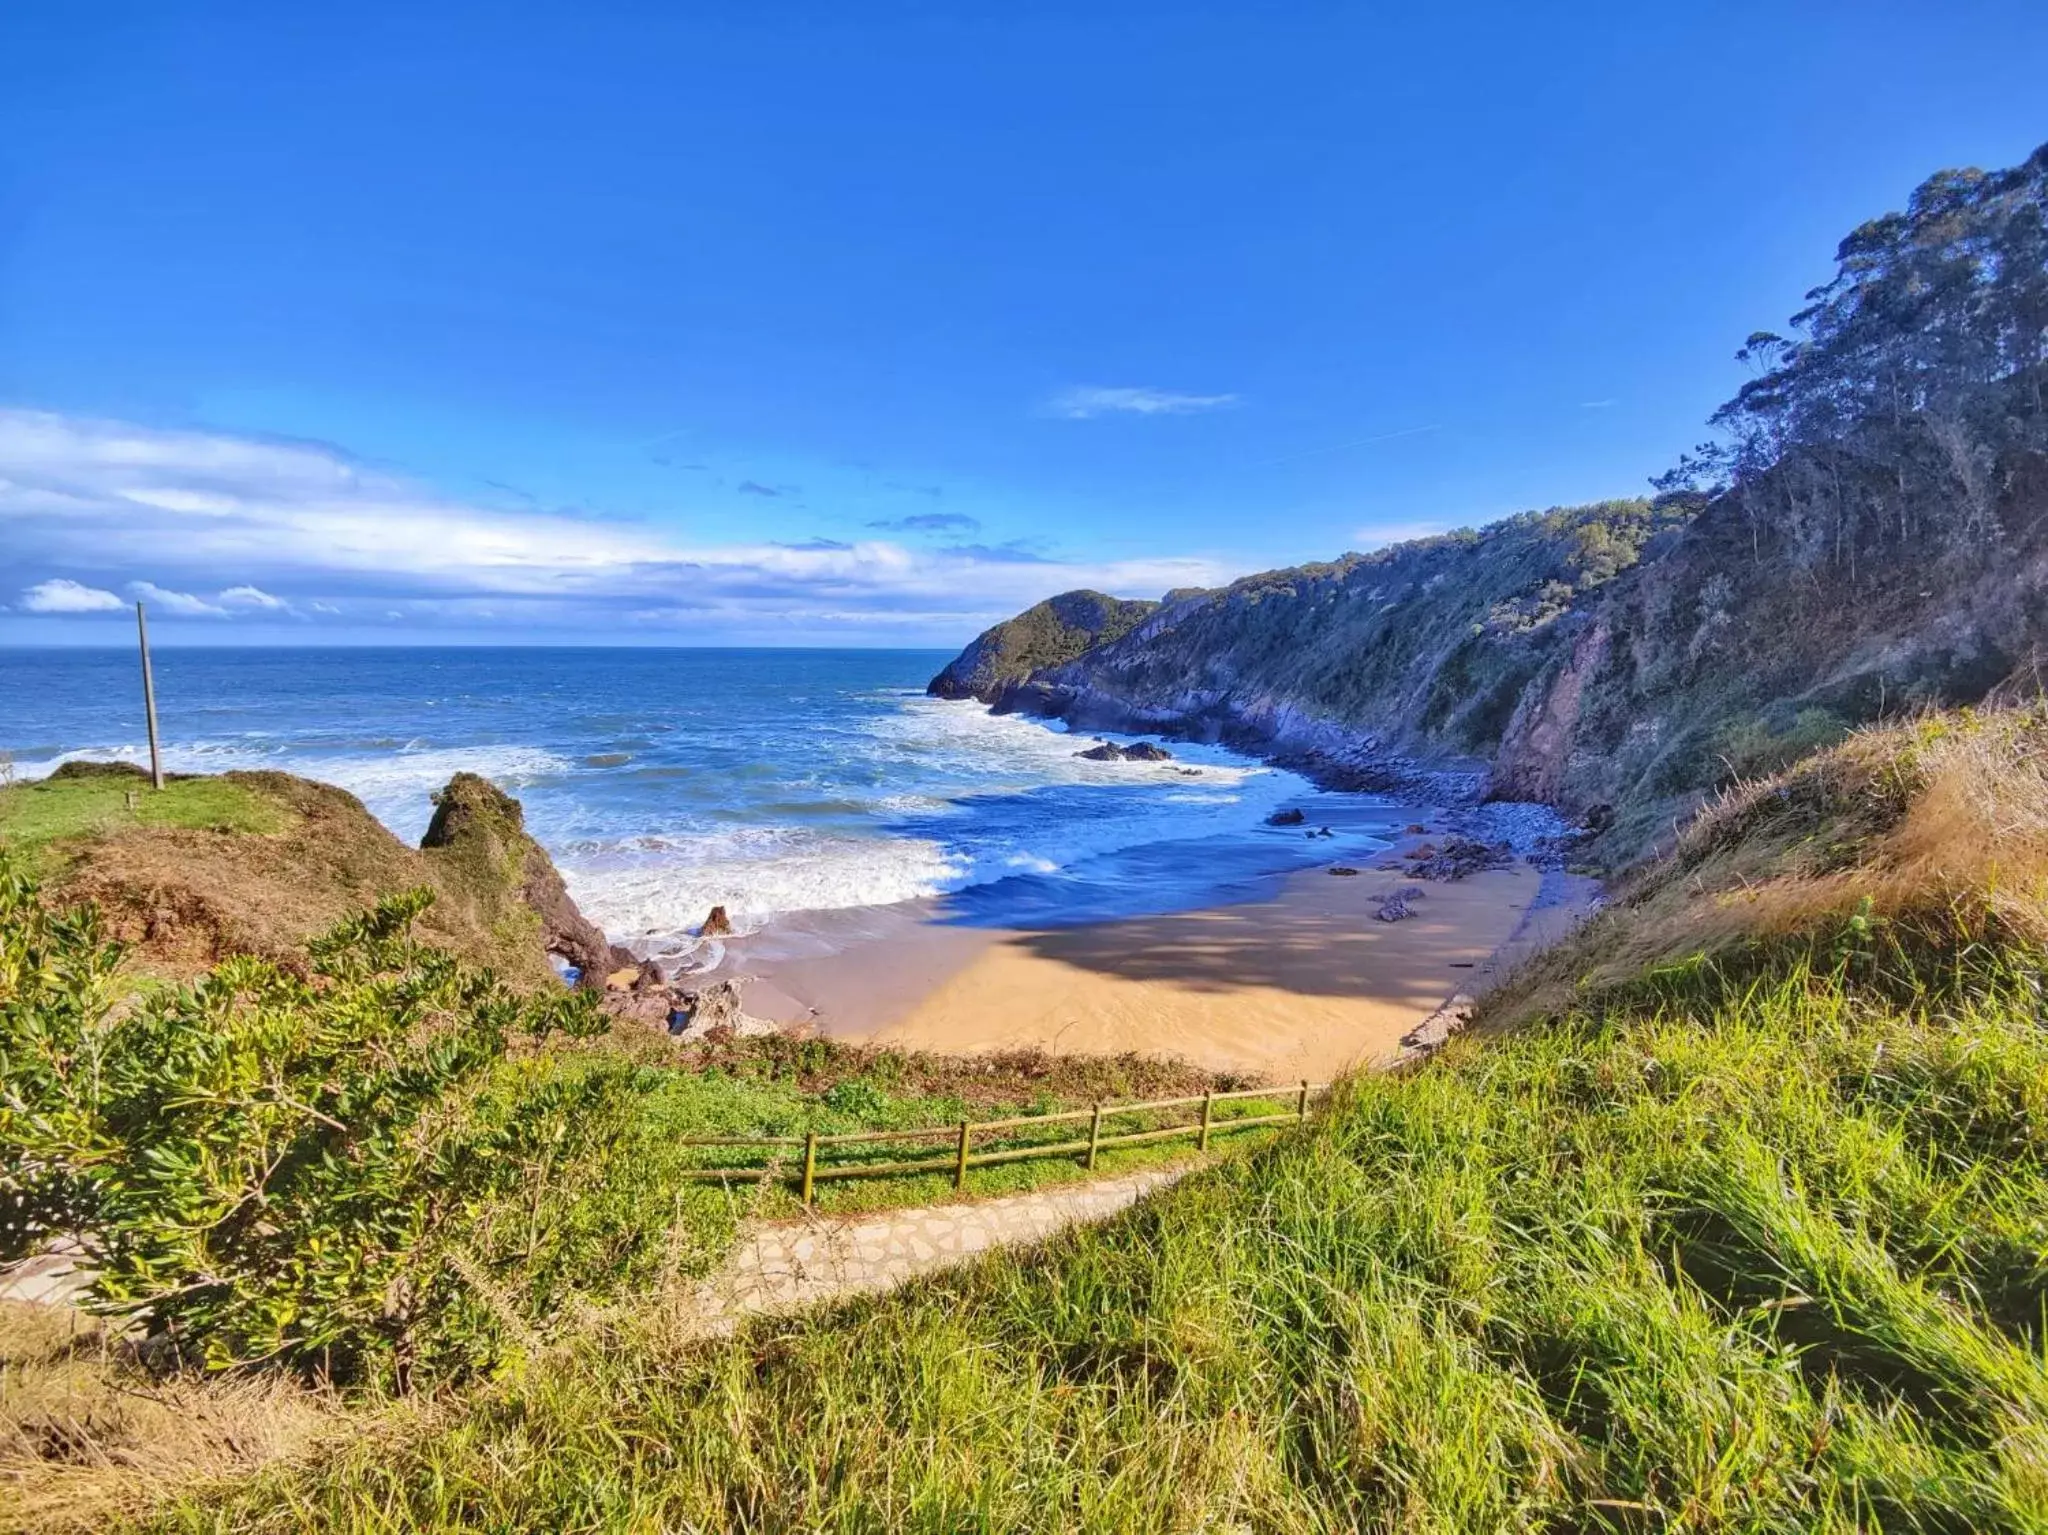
[0,865,630,1387]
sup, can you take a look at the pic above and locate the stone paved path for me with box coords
[0,1238,89,1309]
[682,1165,1189,1333]
[0,1170,1194,1334]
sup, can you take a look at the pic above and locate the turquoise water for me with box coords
[0,647,1397,958]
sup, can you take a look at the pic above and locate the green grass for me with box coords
[0,773,287,854]
[528,1042,1300,1243]
[148,930,2048,1532]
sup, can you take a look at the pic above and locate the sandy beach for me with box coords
[709,851,1597,1083]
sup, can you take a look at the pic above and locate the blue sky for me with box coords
[3,2,2045,646]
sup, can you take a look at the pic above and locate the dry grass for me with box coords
[1484,702,2048,1027]
[0,1303,342,1535]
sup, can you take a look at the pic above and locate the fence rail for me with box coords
[673,1081,1333,1203]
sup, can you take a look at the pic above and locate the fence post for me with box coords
[954,1120,972,1191]
[1198,1090,1214,1152]
[136,602,165,791]
[1298,1080,1311,1120]
[801,1131,818,1205]
[1086,1103,1103,1170]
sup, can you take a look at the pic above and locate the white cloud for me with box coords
[128,581,228,617]
[21,577,125,613]
[219,584,286,609]
[0,408,1235,635]
[1044,386,1239,419]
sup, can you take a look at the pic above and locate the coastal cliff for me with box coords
[934,145,2048,858]
[927,589,1159,700]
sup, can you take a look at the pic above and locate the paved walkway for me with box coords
[0,1237,89,1309]
[682,1165,1189,1332]
[0,1170,1194,1336]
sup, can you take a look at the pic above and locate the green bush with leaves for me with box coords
[0,863,662,1387]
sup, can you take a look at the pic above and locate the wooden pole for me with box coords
[1198,1090,1214,1152]
[954,1120,972,1191]
[1086,1103,1103,1171]
[1298,1080,1311,1120]
[801,1131,818,1206]
[136,602,164,791]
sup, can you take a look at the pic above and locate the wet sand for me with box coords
[706,855,1595,1083]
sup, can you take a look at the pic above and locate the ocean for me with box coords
[0,647,1402,964]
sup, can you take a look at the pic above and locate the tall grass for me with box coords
[148,931,2048,1532]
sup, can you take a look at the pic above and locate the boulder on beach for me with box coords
[1267,808,1307,826]
[666,978,779,1041]
[701,904,734,937]
[1403,836,1513,881]
[1374,885,1428,922]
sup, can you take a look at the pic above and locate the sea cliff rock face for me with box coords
[979,502,1682,799]
[927,590,1159,701]
[420,771,635,986]
[1490,620,1611,805]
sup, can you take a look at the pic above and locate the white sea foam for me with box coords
[562,829,966,947]
[560,700,1311,946]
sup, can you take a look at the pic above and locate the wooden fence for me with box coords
[673,1082,1332,1204]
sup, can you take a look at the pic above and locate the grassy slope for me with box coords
[0,770,285,856]
[0,767,562,987]
[155,708,2048,1533]
[0,896,1272,1533]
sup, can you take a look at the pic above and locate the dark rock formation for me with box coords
[1267,808,1306,826]
[1402,836,1513,881]
[1375,885,1427,921]
[421,771,634,989]
[1076,739,1174,762]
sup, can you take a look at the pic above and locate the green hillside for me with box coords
[927,589,1160,700]
[130,704,2048,1532]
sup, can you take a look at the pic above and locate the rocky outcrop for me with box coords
[1489,620,1609,804]
[36,770,589,988]
[928,591,1159,702]
[420,772,635,988]
[655,978,780,1042]
[1075,740,1173,762]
